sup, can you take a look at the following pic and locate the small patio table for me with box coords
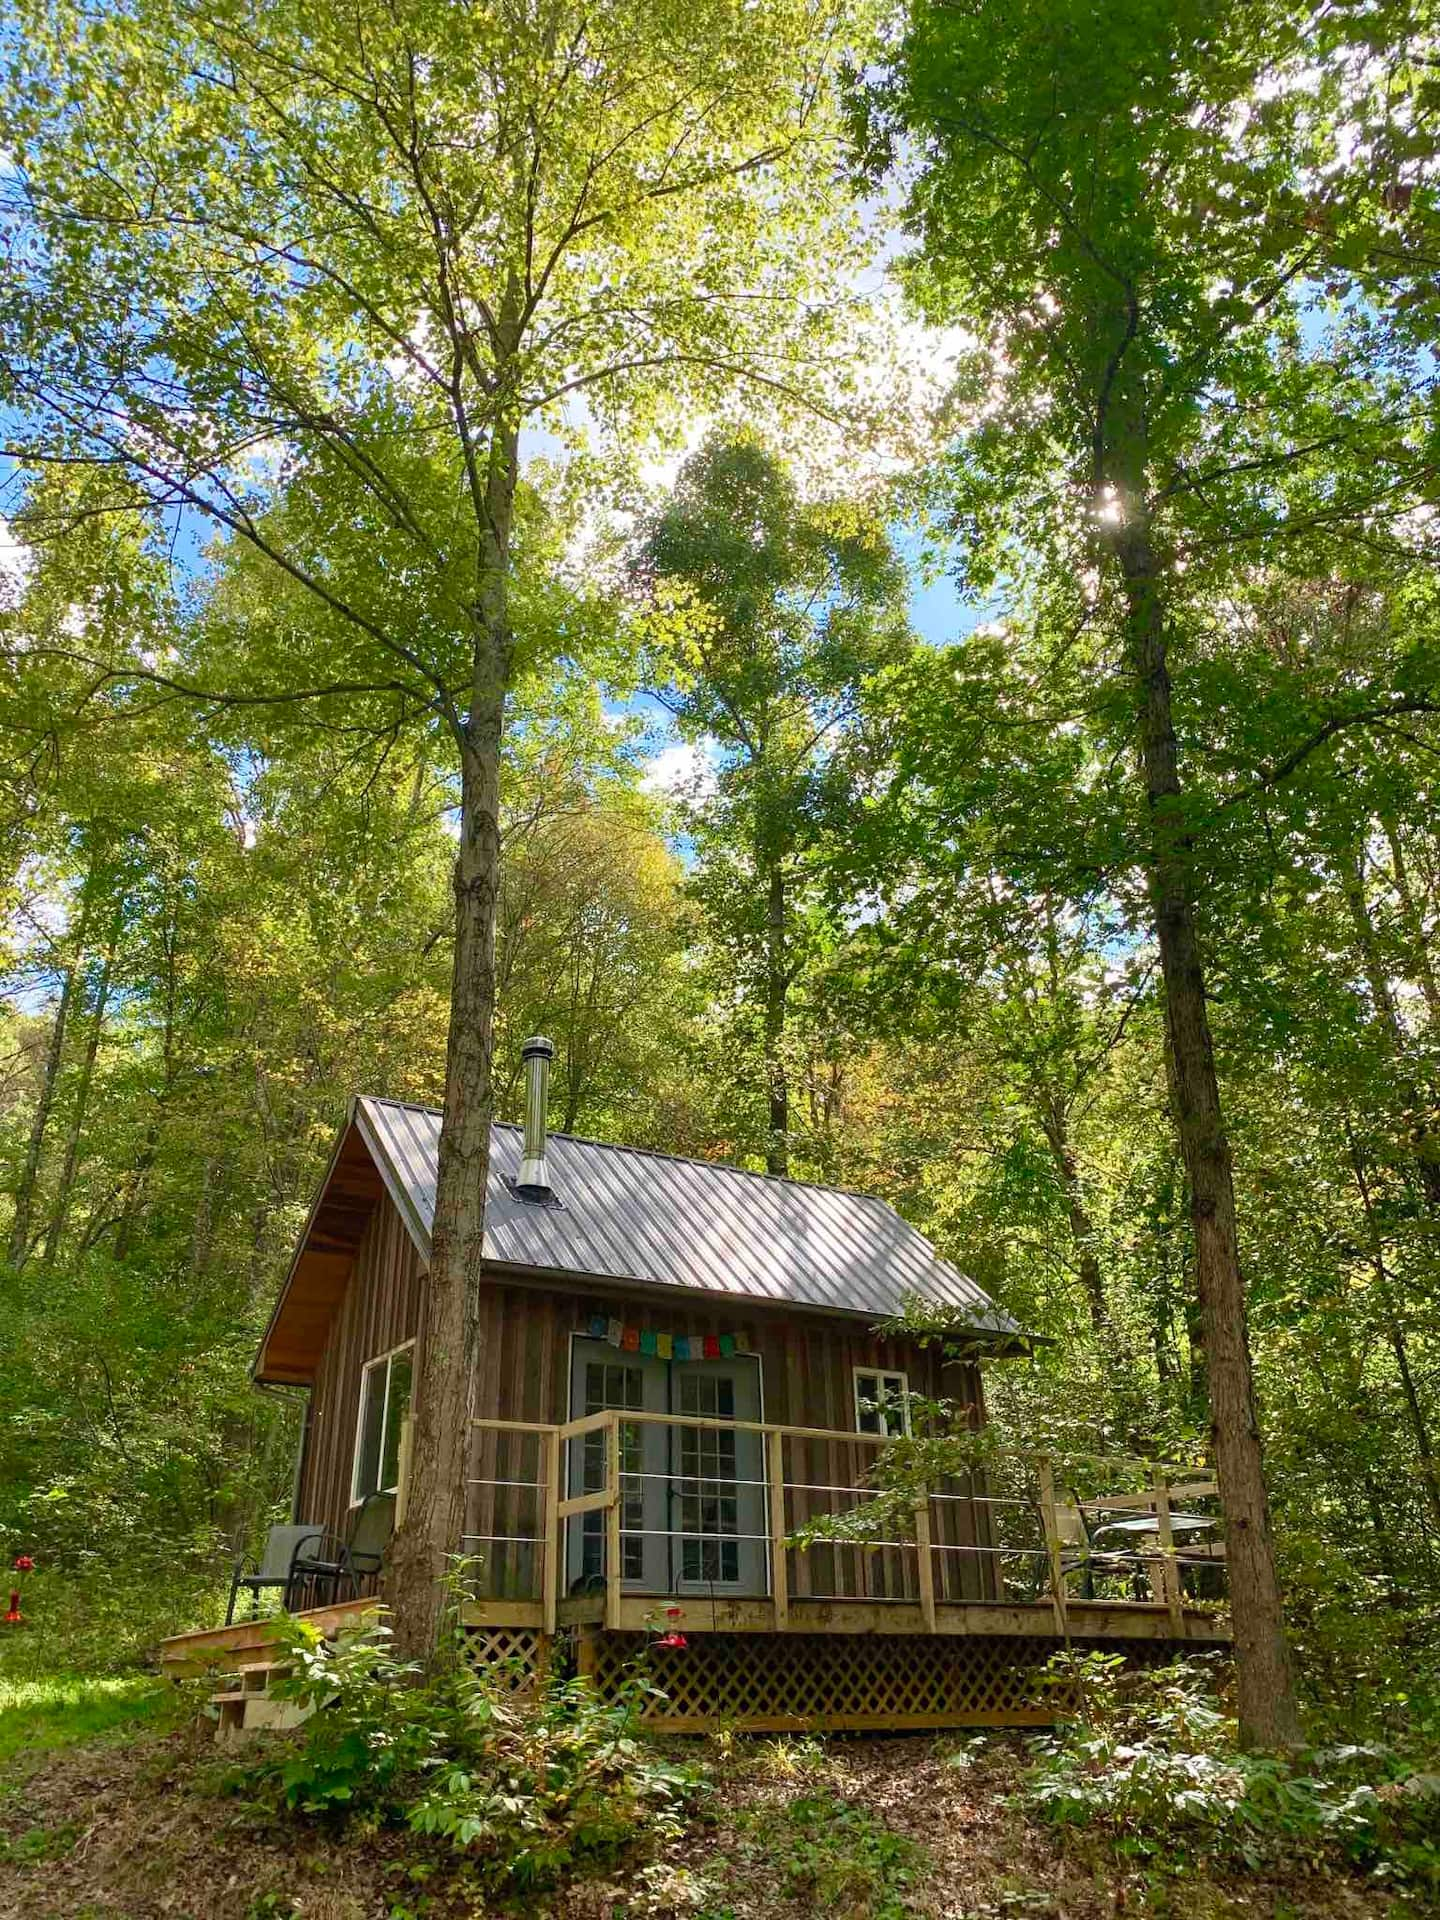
[1090,1512,1223,1600]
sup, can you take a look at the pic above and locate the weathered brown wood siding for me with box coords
[465,1279,1000,1606]
[295,1192,427,1541]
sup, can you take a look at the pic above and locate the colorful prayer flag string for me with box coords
[583,1314,751,1358]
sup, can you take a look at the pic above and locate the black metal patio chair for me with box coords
[346,1491,395,1585]
[284,1529,359,1613]
[225,1523,320,1625]
[286,1492,397,1612]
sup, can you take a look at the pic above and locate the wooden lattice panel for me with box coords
[581,1631,1068,1733]
[460,1626,548,1692]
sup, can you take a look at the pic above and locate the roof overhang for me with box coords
[252,1101,429,1385]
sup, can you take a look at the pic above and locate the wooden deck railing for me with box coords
[461,1413,1227,1638]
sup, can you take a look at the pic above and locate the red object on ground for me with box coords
[4,1591,20,1625]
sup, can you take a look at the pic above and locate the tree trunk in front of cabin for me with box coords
[388,412,518,1663]
[1107,472,1302,1750]
[764,856,789,1177]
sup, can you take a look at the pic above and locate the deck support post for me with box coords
[540,1426,560,1636]
[605,1412,623,1632]
[914,1487,937,1632]
[1152,1465,1184,1637]
[1036,1457,1068,1638]
[766,1427,789,1629]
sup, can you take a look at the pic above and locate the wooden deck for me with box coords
[160,1422,1228,1734]
[463,1411,1231,1646]
[465,1592,1229,1643]
[159,1597,381,1678]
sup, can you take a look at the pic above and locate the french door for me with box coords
[670,1356,766,1597]
[565,1338,767,1597]
[566,1341,669,1594]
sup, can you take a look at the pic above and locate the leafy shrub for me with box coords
[1016,1652,1440,1898]
[246,1610,701,1894]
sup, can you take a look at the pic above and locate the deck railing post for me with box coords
[540,1426,560,1637]
[394,1412,414,1534]
[913,1483,937,1632]
[766,1426,789,1629]
[605,1411,622,1631]
[1036,1456,1068,1638]
[1152,1464,1184,1637]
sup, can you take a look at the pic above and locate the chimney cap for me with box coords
[522,1034,555,1061]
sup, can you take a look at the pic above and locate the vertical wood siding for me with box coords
[296,1194,426,1541]
[465,1280,1000,1606]
[296,1213,1001,1606]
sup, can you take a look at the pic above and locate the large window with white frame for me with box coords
[852,1367,910,1438]
[351,1342,414,1505]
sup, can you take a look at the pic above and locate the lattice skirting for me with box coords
[576,1631,1079,1733]
[459,1626,549,1692]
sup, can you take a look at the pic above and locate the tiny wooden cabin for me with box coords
[239,1043,1227,1732]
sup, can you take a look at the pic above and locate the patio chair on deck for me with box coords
[286,1492,397,1612]
[225,1523,320,1625]
[346,1491,395,1585]
[1028,1492,1138,1602]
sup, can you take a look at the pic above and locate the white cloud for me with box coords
[640,738,717,799]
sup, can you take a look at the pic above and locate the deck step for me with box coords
[159,1598,384,1678]
[211,1661,293,1698]
[213,1690,314,1745]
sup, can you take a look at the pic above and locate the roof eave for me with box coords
[480,1256,1031,1343]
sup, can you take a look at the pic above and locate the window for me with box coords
[351,1344,414,1505]
[580,1361,646,1582]
[853,1368,909,1438]
[676,1372,740,1583]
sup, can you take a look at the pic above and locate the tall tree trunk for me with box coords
[1108,486,1302,1749]
[1344,845,1440,1208]
[1038,1100,1108,1333]
[1384,818,1440,1029]
[764,856,789,1176]
[110,896,180,1259]
[10,877,97,1268]
[41,912,120,1267]
[387,403,518,1661]
[1346,1121,1440,1534]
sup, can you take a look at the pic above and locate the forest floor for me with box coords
[0,1675,1418,1920]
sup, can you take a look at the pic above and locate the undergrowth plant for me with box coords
[738,1792,921,1920]
[1016,1652,1440,1901]
[238,1597,702,1896]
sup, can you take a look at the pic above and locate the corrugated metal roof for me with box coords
[353,1096,1024,1339]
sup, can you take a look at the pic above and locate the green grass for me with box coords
[0,1670,180,1764]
